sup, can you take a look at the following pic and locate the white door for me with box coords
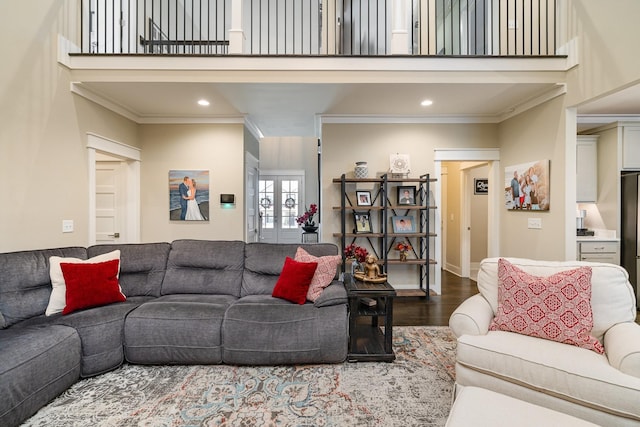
[95,160,126,244]
[246,153,259,242]
[259,174,305,243]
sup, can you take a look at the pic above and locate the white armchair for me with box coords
[449,257,640,426]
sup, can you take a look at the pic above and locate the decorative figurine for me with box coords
[354,254,388,283]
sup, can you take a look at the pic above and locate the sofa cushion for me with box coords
[294,247,342,302]
[222,295,348,365]
[47,250,121,316]
[60,259,126,315]
[477,258,636,343]
[0,325,81,426]
[88,243,170,297]
[124,295,235,364]
[161,240,245,296]
[243,243,339,296]
[0,247,87,328]
[272,257,317,304]
[489,258,603,354]
[456,331,640,421]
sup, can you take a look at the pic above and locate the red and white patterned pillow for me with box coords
[294,247,342,302]
[489,258,604,354]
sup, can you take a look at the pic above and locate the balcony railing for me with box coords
[80,0,559,56]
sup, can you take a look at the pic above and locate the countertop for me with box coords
[576,235,620,242]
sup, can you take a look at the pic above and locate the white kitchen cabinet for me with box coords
[576,136,598,202]
[622,126,640,169]
[577,240,620,264]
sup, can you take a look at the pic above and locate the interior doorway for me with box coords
[434,148,500,293]
[87,133,141,245]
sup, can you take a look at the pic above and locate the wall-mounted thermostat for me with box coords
[220,194,235,205]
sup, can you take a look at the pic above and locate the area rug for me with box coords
[22,326,456,427]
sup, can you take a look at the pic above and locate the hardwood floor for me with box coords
[393,269,640,326]
[393,270,478,326]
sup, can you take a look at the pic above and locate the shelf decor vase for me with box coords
[350,260,362,276]
[399,251,408,262]
[354,161,368,179]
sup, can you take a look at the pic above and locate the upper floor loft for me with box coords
[60,1,575,136]
[76,0,561,57]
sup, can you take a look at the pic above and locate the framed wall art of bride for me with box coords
[169,170,210,221]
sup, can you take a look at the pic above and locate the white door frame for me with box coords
[245,152,259,242]
[434,148,500,292]
[87,133,141,245]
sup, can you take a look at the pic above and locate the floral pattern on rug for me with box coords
[22,326,456,427]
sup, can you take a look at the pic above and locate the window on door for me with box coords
[259,174,304,243]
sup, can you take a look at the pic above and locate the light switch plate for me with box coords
[62,220,74,233]
[527,218,542,229]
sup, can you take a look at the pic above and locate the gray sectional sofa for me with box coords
[0,240,348,427]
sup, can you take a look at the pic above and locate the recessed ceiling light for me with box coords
[420,99,433,107]
[197,99,210,106]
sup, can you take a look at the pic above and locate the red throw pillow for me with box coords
[60,259,126,315]
[294,247,342,302]
[272,257,318,304]
[489,258,603,354]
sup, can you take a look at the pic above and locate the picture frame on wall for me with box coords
[353,211,372,233]
[356,190,372,206]
[474,178,489,195]
[169,170,210,221]
[397,186,416,205]
[504,160,550,211]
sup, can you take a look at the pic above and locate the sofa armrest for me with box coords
[313,281,347,307]
[604,322,640,379]
[449,293,494,338]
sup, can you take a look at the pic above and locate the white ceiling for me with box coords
[77,80,568,137]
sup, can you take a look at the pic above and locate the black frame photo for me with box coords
[356,190,372,206]
[397,186,416,205]
[391,215,415,233]
[353,212,372,233]
[474,178,489,195]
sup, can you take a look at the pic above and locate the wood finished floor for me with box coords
[394,269,640,326]
[393,270,478,327]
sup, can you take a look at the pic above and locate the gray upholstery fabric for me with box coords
[0,247,87,328]
[242,243,339,296]
[222,295,348,365]
[15,300,148,377]
[313,282,348,307]
[124,294,235,364]
[161,240,245,296]
[0,325,81,426]
[88,243,170,297]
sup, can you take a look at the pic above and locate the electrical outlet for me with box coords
[527,218,542,229]
[62,220,74,233]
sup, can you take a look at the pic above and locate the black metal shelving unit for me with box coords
[332,173,437,298]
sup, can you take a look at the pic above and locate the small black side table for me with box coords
[345,274,396,362]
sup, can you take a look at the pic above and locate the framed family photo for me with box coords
[356,190,372,206]
[391,215,415,233]
[397,186,416,205]
[353,212,372,233]
[169,170,210,221]
[504,160,550,211]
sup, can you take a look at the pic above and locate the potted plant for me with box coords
[296,203,318,232]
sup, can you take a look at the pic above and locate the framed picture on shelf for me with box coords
[397,186,416,205]
[356,190,372,206]
[353,212,372,233]
[391,215,415,233]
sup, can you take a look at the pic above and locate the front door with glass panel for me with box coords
[259,174,304,243]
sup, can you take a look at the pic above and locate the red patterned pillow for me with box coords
[294,247,342,302]
[272,257,318,305]
[489,258,603,354]
[60,259,126,315]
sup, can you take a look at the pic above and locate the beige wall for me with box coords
[0,1,139,252]
[565,0,640,106]
[139,124,245,243]
[498,96,567,259]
